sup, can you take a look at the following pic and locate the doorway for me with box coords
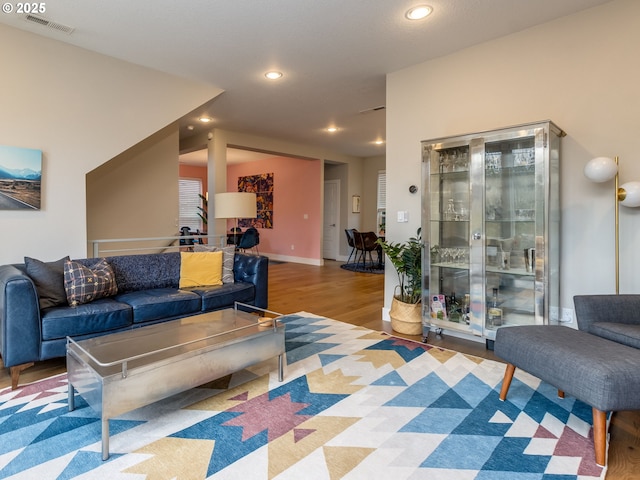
[323,179,340,259]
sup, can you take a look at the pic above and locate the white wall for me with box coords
[0,24,222,264]
[385,0,640,319]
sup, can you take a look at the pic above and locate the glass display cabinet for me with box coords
[421,121,563,347]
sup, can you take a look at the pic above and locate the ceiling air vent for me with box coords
[25,14,75,34]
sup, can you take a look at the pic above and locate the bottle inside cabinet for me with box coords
[487,287,503,327]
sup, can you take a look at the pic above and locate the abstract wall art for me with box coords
[238,172,273,228]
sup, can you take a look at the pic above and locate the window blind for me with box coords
[377,170,386,209]
[377,170,386,234]
[178,178,203,231]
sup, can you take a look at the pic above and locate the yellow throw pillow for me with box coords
[179,251,223,288]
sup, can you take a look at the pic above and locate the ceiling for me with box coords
[1,0,611,159]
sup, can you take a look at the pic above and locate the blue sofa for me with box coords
[0,252,268,389]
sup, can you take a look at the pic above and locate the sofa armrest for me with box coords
[0,265,42,367]
[233,253,268,309]
[574,294,640,333]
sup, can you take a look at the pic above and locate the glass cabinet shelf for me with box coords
[422,121,563,347]
[485,266,534,276]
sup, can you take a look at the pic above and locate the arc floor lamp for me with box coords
[584,156,640,294]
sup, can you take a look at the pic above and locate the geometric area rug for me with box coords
[0,312,607,479]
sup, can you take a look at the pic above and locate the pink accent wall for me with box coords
[227,156,322,260]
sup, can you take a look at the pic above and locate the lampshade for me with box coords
[584,156,618,183]
[214,192,257,219]
[619,181,640,207]
[583,155,639,295]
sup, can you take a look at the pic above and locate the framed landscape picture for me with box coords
[0,145,42,210]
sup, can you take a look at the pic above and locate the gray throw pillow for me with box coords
[194,244,235,284]
[24,256,70,309]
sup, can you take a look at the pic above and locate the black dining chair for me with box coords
[345,229,357,264]
[354,231,380,269]
[227,227,243,245]
[238,227,260,254]
[179,226,194,251]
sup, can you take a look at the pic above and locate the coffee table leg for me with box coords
[102,418,110,460]
[278,353,284,382]
[68,383,75,411]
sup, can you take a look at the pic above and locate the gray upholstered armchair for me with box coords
[573,294,640,349]
[495,295,640,466]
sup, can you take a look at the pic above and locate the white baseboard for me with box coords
[266,254,323,266]
[382,306,390,321]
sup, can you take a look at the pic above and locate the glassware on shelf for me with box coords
[456,203,468,221]
[439,153,452,173]
[444,198,456,220]
[513,147,535,167]
[486,152,502,173]
[437,247,468,266]
[454,151,468,171]
[439,149,470,173]
[515,209,534,221]
[430,245,440,264]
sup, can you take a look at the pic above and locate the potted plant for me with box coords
[197,193,208,227]
[377,228,423,335]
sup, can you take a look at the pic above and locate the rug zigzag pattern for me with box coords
[0,313,606,479]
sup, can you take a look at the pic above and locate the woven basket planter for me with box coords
[389,296,422,335]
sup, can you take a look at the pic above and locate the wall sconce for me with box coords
[584,156,640,293]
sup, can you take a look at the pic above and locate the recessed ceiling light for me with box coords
[405,5,433,20]
[327,127,338,133]
[265,71,283,80]
[199,116,212,123]
[186,125,195,131]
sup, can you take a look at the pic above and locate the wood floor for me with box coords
[2,260,638,478]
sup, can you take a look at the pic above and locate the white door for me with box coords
[323,180,340,259]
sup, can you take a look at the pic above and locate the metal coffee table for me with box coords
[66,304,285,460]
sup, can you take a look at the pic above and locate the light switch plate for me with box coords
[397,211,408,222]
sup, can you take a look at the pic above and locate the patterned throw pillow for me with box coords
[63,258,118,306]
[194,244,235,284]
